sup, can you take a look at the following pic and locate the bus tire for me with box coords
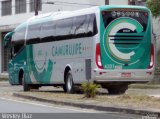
[64,71,75,93]
[63,85,67,92]
[22,74,30,92]
[107,84,128,95]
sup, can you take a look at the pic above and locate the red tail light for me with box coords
[148,44,154,69]
[96,43,103,69]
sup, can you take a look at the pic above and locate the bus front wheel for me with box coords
[64,71,75,93]
[22,74,30,91]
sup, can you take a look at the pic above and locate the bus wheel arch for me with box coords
[63,66,75,93]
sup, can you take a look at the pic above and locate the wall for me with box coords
[0,0,42,27]
[42,0,105,13]
[152,17,160,65]
[109,0,128,5]
[0,32,2,73]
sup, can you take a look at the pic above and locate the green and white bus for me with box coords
[4,5,155,94]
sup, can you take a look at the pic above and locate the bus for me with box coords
[4,5,155,94]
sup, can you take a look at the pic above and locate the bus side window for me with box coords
[73,15,88,38]
[10,42,16,58]
[10,44,14,59]
[13,44,23,55]
[93,15,98,35]
[41,21,56,42]
[87,14,98,36]
[12,26,26,57]
[26,23,41,44]
[56,17,73,41]
[12,27,26,46]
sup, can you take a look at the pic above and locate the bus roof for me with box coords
[14,5,150,30]
[14,22,27,32]
[27,5,149,22]
[99,5,149,11]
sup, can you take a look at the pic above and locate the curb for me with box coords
[13,93,160,116]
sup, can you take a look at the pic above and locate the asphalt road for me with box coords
[0,97,142,119]
[0,81,143,119]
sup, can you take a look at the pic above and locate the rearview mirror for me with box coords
[3,31,14,48]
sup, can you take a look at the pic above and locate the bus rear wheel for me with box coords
[64,71,75,93]
[22,74,31,91]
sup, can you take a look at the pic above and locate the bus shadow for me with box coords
[26,87,109,95]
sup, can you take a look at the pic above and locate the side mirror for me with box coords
[4,31,14,48]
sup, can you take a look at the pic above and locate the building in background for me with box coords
[0,0,159,76]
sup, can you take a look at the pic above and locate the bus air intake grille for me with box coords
[108,35,143,45]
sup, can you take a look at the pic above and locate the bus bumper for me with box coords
[93,69,154,83]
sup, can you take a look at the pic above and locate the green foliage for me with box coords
[81,82,101,98]
[147,0,160,17]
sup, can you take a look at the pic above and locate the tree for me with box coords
[147,0,160,18]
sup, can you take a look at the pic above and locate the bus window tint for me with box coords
[12,26,26,55]
[73,15,88,37]
[27,23,41,44]
[87,14,97,36]
[93,15,98,35]
[56,18,73,40]
[12,27,26,43]
[41,21,56,42]
[26,13,97,43]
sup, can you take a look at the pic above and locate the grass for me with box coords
[0,78,8,81]
[129,76,160,89]
[16,91,160,109]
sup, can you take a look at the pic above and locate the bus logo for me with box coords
[103,18,143,62]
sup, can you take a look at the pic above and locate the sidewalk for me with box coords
[13,92,160,116]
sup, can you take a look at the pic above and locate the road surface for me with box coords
[0,97,142,119]
[0,81,144,119]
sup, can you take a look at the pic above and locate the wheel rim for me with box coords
[67,74,73,92]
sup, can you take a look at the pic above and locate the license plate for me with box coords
[121,72,131,78]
